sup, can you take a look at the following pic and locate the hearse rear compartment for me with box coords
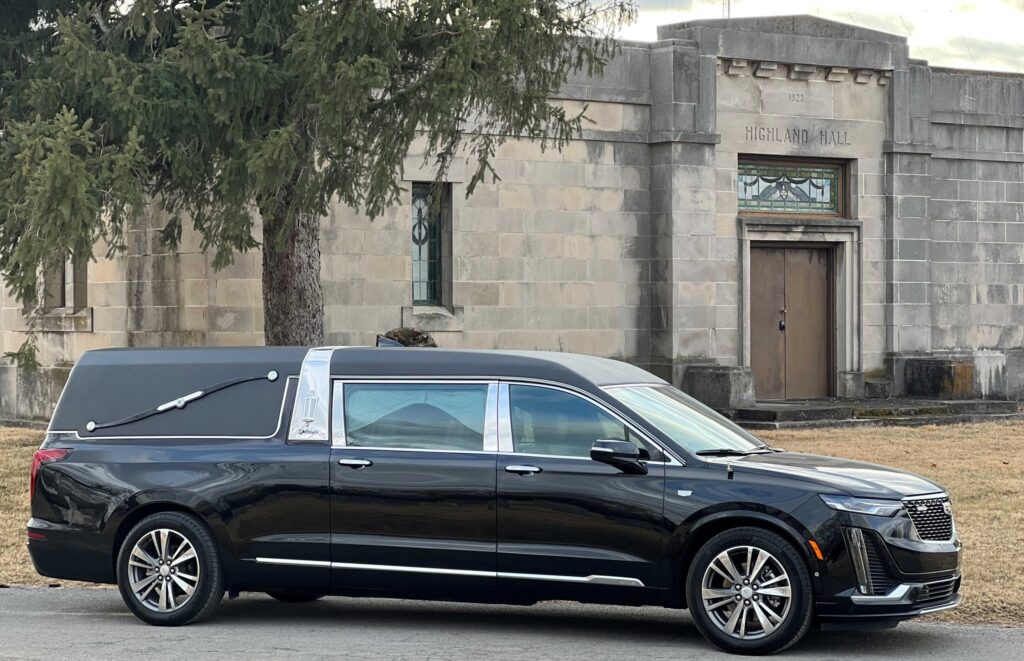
[48,347,307,439]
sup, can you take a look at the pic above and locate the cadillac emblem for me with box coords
[916,503,928,513]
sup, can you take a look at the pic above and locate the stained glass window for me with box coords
[411,182,447,305]
[737,162,842,215]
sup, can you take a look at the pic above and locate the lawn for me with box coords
[3,423,1021,626]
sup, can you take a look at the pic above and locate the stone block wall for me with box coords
[6,16,1024,421]
[323,75,656,368]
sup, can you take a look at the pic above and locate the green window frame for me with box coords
[737,160,844,216]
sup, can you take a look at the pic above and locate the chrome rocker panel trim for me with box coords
[253,557,645,587]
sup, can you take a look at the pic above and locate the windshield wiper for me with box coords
[696,447,772,456]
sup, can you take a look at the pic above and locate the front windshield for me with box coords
[608,385,768,454]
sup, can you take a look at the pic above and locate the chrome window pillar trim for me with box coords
[288,347,340,442]
[331,381,347,447]
[483,384,499,452]
[496,383,514,453]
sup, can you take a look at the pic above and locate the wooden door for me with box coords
[750,246,832,399]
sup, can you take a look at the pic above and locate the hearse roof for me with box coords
[330,347,665,388]
[49,346,663,438]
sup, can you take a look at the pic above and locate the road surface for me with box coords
[0,588,1021,659]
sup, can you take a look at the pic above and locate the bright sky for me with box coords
[622,0,1024,74]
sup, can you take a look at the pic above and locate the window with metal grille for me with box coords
[737,159,845,216]
[411,182,451,306]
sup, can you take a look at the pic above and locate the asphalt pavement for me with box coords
[0,588,1021,660]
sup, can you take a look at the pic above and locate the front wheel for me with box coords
[686,527,814,655]
[116,511,224,626]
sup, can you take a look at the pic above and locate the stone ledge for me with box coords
[400,305,464,333]
[648,130,721,145]
[14,307,93,333]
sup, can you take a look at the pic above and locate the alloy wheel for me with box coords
[700,545,793,640]
[127,528,201,613]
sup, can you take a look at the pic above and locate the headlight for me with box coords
[820,494,903,517]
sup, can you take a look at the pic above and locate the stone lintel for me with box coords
[648,130,722,145]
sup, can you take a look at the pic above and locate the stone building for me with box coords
[4,15,1024,421]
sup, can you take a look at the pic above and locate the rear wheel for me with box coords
[686,527,814,655]
[266,591,325,603]
[116,512,224,626]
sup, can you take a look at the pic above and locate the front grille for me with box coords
[863,533,898,595]
[904,496,954,541]
[915,577,958,608]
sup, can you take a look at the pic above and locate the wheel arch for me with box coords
[110,496,231,584]
[669,510,818,608]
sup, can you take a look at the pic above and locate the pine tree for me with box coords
[0,0,634,345]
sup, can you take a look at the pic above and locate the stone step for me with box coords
[733,405,854,422]
[731,398,1020,428]
[738,411,1024,431]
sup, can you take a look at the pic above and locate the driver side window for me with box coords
[508,385,661,460]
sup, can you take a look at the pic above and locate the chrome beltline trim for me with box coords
[252,558,645,587]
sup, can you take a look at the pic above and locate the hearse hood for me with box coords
[706,451,945,499]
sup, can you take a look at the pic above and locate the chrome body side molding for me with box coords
[252,557,645,587]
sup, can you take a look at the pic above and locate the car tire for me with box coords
[266,591,325,603]
[116,511,224,626]
[685,526,814,655]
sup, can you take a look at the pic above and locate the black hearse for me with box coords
[28,347,960,654]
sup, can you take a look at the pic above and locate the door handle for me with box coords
[338,458,373,469]
[505,465,542,475]
[779,319,786,331]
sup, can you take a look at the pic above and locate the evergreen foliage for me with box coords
[0,1,634,344]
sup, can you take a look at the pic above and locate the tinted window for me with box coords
[342,383,488,451]
[508,385,659,459]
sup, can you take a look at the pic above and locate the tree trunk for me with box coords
[261,205,324,346]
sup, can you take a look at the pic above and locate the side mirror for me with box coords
[590,439,648,475]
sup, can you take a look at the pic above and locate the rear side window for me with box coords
[341,383,488,451]
[508,385,659,459]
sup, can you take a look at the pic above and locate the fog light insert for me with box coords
[845,527,874,595]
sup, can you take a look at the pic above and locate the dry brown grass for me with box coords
[0,427,46,586]
[2,423,1021,626]
[759,421,1024,627]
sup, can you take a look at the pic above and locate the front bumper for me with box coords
[798,499,962,621]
